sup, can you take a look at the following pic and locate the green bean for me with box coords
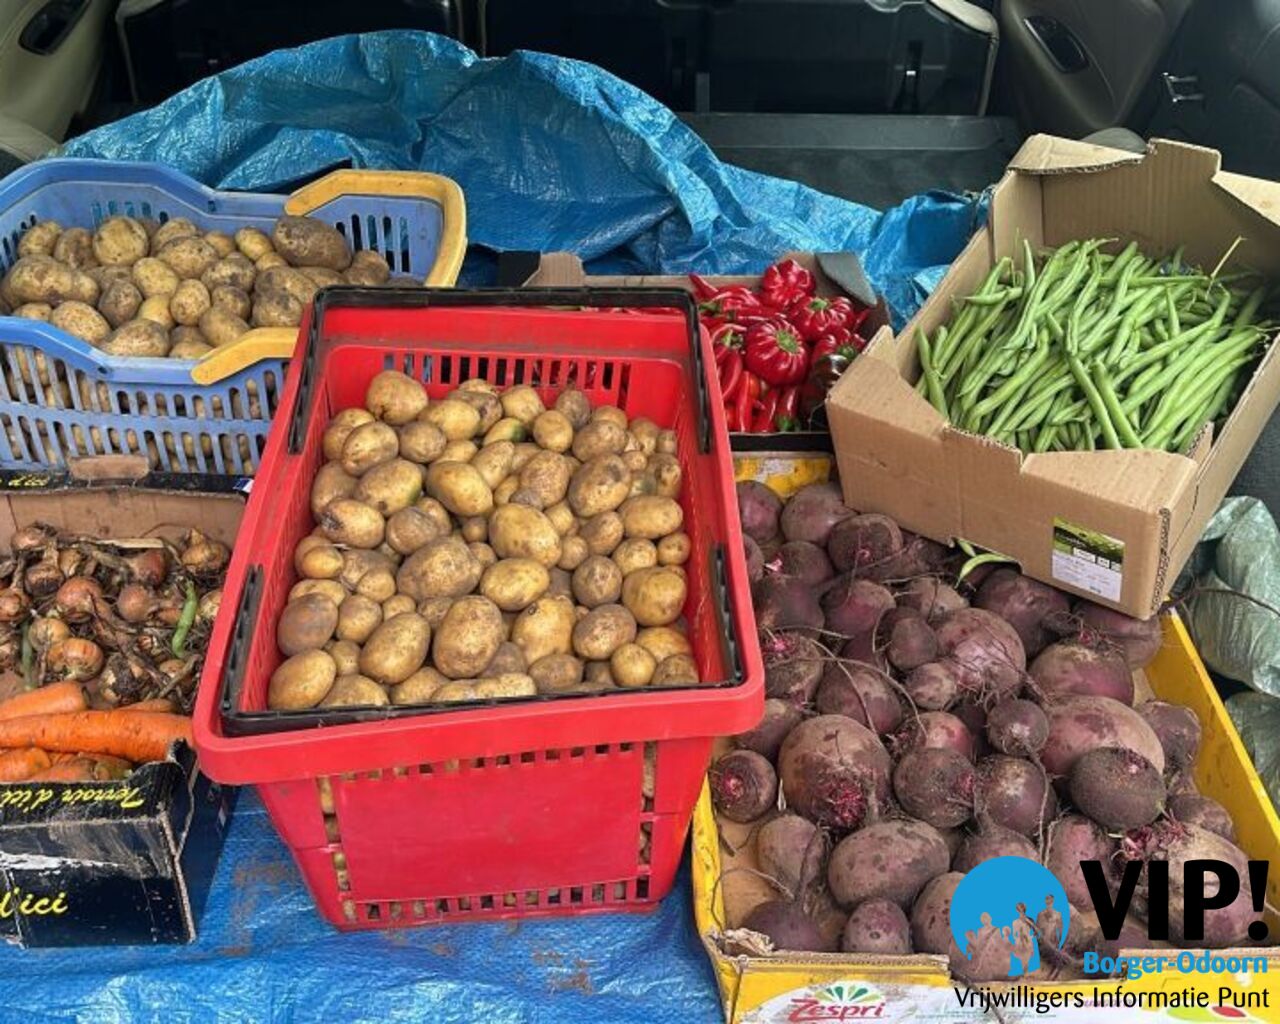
[1093,363,1142,448]
[916,328,949,418]
[1068,354,1121,449]
[1232,285,1268,330]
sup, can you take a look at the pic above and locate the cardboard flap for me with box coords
[1021,448,1197,513]
[1009,133,1147,175]
[523,252,587,286]
[1216,170,1280,232]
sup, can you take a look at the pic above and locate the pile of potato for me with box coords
[0,213,403,358]
[268,371,698,711]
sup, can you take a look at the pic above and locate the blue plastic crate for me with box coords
[0,159,465,474]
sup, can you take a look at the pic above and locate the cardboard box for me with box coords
[825,136,1280,618]
[518,251,888,450]
[0,467,242,947]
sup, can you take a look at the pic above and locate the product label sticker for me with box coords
[1051,517,1124,602]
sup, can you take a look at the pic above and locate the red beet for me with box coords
[837,629,889,673]
[755,574,824,633]
[744,534,764,584]
[737,481,783,544]
[934,607,1026,702]
[766,541,835,586]
[975,755,1056,837]
[827,818,950,908]
[953,824,1038,872]
[827,513,903,576]
[842,899,912,954]
[815,661,904,735]
[1070,747,1165,830]
[974,568,1071,658]
[911,872,963,954]
[742,899,834,952]
[762,632,826,704]
[897,577,968,624]
[778,715,892,833]
[1029,640,1134,705]
[892,711,977,761]
[757,814,827,896]
[903,661,960,711]
[779,482,852,546]
[893,747,975,828]
[1076,601,1163,669]
[1042,696,1165,778]
[985,699,1049,756]
[1137,700,1201,769]
[880,606,938,672]
[710,749,778,824]
[734,699,803,762]
[1168,793,1235,841]
[1045,814,1115,907]
[821,576,895,638]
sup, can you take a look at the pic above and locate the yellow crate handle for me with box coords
[189,328,296,386]
[284,169,468,287]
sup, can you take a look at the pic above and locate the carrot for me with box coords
[119,698,177,715]
[26,759,97,782]
[0,710,192,764]
[82,754,133,779]
[0,681,87,722]
[0,747,51,782]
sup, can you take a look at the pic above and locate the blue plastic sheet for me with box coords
[0,792,722,1024]
[62,31,984,324]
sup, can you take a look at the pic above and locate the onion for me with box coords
[128,549,169,587]
[116,583,158,624]
[25,550,63,600]
[0,589,30,624]
[28,616,70,651]
[58,548,83,577]
[181,530,230,576]
[10,524,53,557]
[197,589,222,624]
[54,577,103,623]
[0,631,18,672]
[46,637,104,681]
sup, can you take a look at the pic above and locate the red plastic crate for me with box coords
[192,286,763,929]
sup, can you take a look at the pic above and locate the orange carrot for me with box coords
[0,711,192,764]
[0,681,87,722]
[119,698,177,714]
[26,759,97,782]
[82,754,133,779]
[0,747,51,782]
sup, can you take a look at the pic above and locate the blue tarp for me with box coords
[63,31,984,325]
[12,30,991,1022]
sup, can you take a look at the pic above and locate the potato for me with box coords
[299,266,344,288]
[356,568,397,602]
[398,420,447,464]
[319,674,389,708]
[131,257,179,299]
[49,301,110,345]
[323,408,375,461]
[153,217,199,251]
[137,295,175,329]
[359,612,431,684]
[613,538,657,576]
[202,254,256,292]
[52,227,95,269]
[417,596,454,629]
[454,389,503,433]
[510,594,576,665]
[622,450,647,473]
[572,420,628,460]
[460,516,488,543]
[567,455,631,517]
[311,461,358,516]
[474,674,537,699]
[169,328,212,359]
[433,597,505,679]
[325,639,362,676]
[204,230,236,258]
[648,453,682,498]
[12,302,50,321]
[102,318,170,357]
[488,504,562,567]
[92,216,149,266]
[518,450,573,507]
[573,604,638,660]
[203,285,250,323]
[481,558,551,612]
[385,506,445,554]
[657,532,691,566]
[531,410,574,453]
[492,384,542,424]
[343,249,392,286]
[415,497,452,536]
[339,548,394,591]
[87,265,132,291]
[657,430,678,454]
[422,399,480,441]
[366,370,428,425]
[470,541,497,568]
[493,476,520,505]
[198,304,252,348]
[510,443,540,471]
[620,496,684,539]
[255,252,288,272]
[611,642,657,688]
[293,534,330,573]
[440,439,478,464]
[268,650,337,710]
[235,226,274,261]
[484,417,526,444]
[391,667,449,705]
[19,220,61,257]
[382,594,417,619]
[298,542,344,579]
[354,458,422,515]
[483,641,527,677]
[592,405,628,429]
[554,388,592,430]
[425,461,493,517]
[529,653,584,694]
[470,441,514,490]
[170,279,211,326]
[629,417,661,454]
[548,567,573,598]
[621,566,687,626]
[318,498,384,548]
[290,579,346,605]
[158,236,219,280]
[273,216,353,271]
[581,662,616,692]
[98,280,143,328]
[336,594,383,643]
[652,653,699,686]
[557,536,589,571]
[277,592,339,655]
[572,555,623,608]
[6,255,78,304]
[433,682,479,703]
[341,420,400,476]
[396,535,482,600]
[251,290,303,327]
[543,501,576,536]
[579,511,624,556]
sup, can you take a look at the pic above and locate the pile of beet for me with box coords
[719,480,1258,979]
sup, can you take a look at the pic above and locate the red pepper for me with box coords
[760,258,816,310]
[734,372,760,433]
[719,349,744,405]
[810,332,862,364]
[788,295,860,342]
[751,388,781,433]
[744,320,808,386]
[711,322,744,359]
[775,385,802,431]
[700,286,766,322]
[688,273,721,304]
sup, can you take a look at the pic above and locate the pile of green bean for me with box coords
[914,239,1275,453]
